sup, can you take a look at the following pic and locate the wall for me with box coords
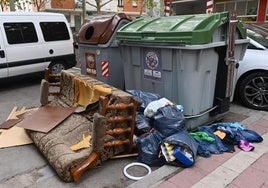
[123,0,142,14]
[51,0,75,9]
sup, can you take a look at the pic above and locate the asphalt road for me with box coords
[0,72,43,122]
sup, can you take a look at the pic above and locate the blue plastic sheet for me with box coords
[127,90,161,111]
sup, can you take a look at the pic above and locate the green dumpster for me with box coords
[117,12,249,130]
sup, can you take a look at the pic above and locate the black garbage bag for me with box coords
[135,114,152,136]
[153,105,185,137]
[127,90,161,111]
[162,130,199,167]
[136,130,166,166]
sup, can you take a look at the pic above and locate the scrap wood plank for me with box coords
[0,106,38,148]
[16,105,76,133]
[0,118,22,129]
[0,106,38,129]
[7,106,18,120]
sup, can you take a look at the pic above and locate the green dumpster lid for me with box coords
[116,12,246,45]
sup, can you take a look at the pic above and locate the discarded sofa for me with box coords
[27,68,139,182]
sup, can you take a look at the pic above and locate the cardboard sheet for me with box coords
[0,126,33,148]
[0,106,38,148]
[16,106,76,133]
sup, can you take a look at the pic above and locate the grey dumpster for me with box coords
[116,12,249,130]
[77,13,132,90]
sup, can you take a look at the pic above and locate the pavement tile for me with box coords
[250,124,268,135]
[191,181,208,188]
[168,166,206,188]
[210,151,236,162]
[258,134,268,147]
[240,114,266,127]
[250,152,268,173]
[221,151,256,173]
[156,181,180,188]
[254,119,268,128]
[194,148,236,172]
[222,111,249,123]
[245,143,268,159]
[229,166,268,188]
[229,104,251,115]
[194,156,222,173]
[226,183,242,188]
[194,166,239,188]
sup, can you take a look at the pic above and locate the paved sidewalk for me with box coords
[155,113,268,188]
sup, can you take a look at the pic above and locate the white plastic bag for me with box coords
[144,98,173,118]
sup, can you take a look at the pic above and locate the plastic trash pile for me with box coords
[128,90,263,168]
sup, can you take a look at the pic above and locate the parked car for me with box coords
[233,34,268,111]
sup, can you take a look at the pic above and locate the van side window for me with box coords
[40,22,70,42]
[4,22,38,44]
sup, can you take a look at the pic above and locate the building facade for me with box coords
[167,0,268,22]
[214,0,267,22]
[11,0,265,35]
[45,0,141,33]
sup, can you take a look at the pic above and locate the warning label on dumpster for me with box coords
[85,52,97,77]
[143,49,162,82]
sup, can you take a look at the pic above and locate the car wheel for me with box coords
[238,71,268,111]
[49,61,66,75]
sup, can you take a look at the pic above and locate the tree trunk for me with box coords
[96,1,101,14]
[9,0,15,11]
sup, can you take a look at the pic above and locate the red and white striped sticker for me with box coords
[206,0,214,14]
[164,0,177,16]
[164,0,171,16]
[101,61,109,77]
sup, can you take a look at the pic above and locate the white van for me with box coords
[0,12,76,78]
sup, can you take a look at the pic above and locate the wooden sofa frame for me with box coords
[29,68,140,182]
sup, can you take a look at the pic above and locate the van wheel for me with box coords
[49,61,66,75]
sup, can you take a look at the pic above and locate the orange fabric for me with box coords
[214,130,226,139]
[70,134,92,151]
[74,77,112,107]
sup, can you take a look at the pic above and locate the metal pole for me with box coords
[82,0,86,23]
[225,11,237,98]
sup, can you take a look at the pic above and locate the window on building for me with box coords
[132,0,137,7]
[118,0,123,7]
[236,2,247,16]
[214,0,258,21]
[4,22,38,44]
[40,22,70,42]
[215,3,225,12]
[225,2,235,11]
